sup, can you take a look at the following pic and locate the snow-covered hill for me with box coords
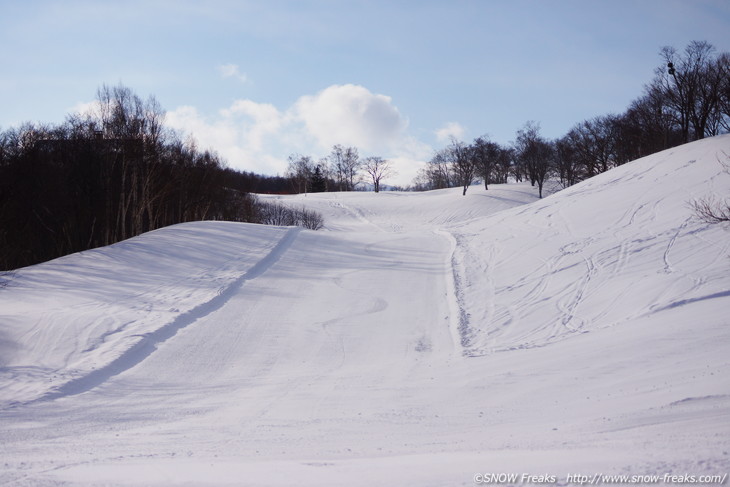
[1,136,729,486]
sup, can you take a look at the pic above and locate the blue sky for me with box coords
[2,0,729,184]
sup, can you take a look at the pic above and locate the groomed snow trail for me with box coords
[1,137,730,486]
[1,213,468,486]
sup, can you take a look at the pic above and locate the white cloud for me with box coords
[220,100,285,152]
[166,84,433,185]
[293,84,408,153]
[435,121,466,143]
[70,100,96,116]
[217,63,249,83]
[168,101,305,176]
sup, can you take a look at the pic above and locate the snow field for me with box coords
[1,136,729,485]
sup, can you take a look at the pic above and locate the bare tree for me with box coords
[286,154,314,194]
[515,122,553,198]
[471,136,500,190]
[362,156,395,192]
[691,153,730,223]
[329,144,361,191]
[708,52,730,135]
[691,197,730,223]
[565,115,617,178]
[449,138,475,196]
[554,136,582,188]
[424,148,454,189]
[719,53,730,133]
[492,146,513,184]
[657,41,726,142]
[611,90,680,165]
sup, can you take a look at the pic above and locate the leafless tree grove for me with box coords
[412,40,729,199]
[0,84,323,270]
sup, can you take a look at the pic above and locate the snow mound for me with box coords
[0,222,294,406]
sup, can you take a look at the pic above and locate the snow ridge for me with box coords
[20,227,302,407]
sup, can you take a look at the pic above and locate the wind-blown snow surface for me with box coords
[1,136,729,486]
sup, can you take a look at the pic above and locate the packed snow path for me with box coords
[1,137,730,486]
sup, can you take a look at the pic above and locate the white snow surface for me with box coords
[1,136,729,486]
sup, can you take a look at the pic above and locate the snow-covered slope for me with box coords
[451,136,730,355]
[1,136,729,486]
[0,223,295,408]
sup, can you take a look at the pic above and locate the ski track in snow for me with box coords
[433,229,468,355]
[1,137,730,485]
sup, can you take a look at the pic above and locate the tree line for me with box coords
[285,145,397,194]
[414,41,730,197]
[0,84,322,271]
